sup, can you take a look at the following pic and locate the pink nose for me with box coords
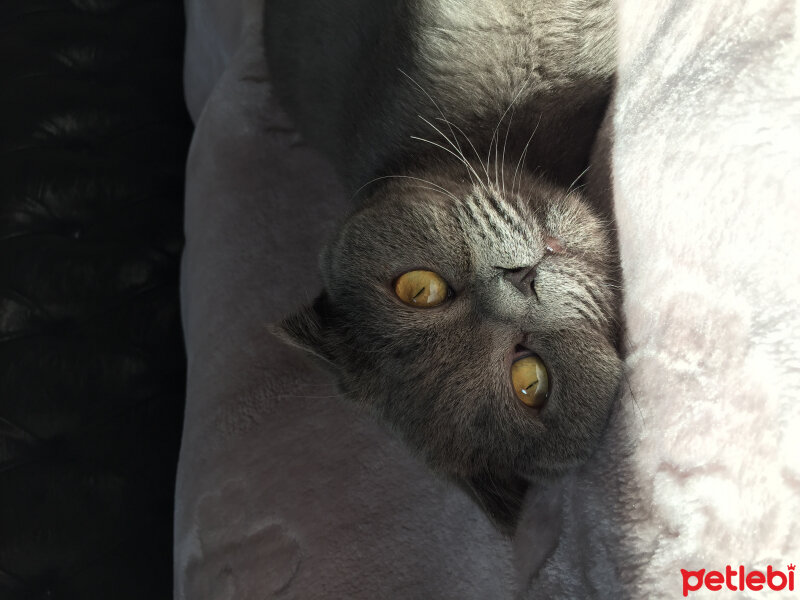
[544,235,565,255]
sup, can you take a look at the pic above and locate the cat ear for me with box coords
[455,472,530,536]
[271,293,336,365]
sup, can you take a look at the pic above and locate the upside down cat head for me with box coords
[275,163,623,533]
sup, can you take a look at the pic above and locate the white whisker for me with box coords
[406,184,463,202]
[434,117,492,185]
[566,165,591,196]
[352,174,461,203]
[416,116,485,188]
[410,135,490,194]
[397,68,465,161]
[487,82,529,193]
[512,113,542,197]
[501,106,516,198]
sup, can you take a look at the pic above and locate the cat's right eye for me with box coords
[394,270,450,307]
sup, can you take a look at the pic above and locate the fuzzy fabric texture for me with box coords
[177,0,799,597]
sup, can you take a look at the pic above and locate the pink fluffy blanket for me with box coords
[176,0,800,597]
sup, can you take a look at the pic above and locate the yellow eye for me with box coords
[511,356,549,408]
[394,270,450,307]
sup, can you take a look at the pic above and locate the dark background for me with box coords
[0,1,191,598]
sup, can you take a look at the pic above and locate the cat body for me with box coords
[264,0,622,533]
[264,0,615,187]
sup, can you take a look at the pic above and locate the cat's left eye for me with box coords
[394,270,451,307]
[511,355,549,408]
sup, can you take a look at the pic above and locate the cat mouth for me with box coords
[510,344,550,409]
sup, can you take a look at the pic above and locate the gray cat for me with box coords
[265,0,623,534]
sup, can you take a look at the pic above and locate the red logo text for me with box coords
[681,564,795,596]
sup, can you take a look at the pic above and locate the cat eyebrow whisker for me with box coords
[417,115,468,161]
[433,117,492,184]
[501,105,516,199]
[398,67,467,167]
[352,174,460,203]
[415,116,486,190]
[410,135,490,196]
[563,165,592,199]
[487,82,530,192]
[512,113,542,197]
[407,184,463,203]
[400,68,494,197]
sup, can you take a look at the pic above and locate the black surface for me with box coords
[0,1,191,598]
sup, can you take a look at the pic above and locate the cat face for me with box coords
[277,165,623,531]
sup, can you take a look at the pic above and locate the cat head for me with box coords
[275,164,623,533]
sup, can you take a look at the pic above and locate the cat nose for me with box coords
[498,265,538,297]
[544,235,565,255]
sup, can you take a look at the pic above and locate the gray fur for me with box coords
[265,0,622,533]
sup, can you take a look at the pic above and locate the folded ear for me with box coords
[455,471,530,536]
[270,293,336,364]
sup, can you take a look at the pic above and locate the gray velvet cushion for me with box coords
[176,3,513,598]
